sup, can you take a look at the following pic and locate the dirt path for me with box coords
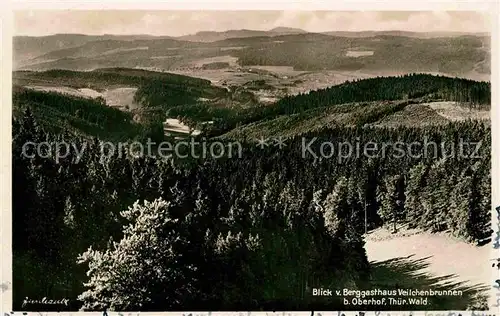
[365,227,492,309]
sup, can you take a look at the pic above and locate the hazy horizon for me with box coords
[14,29,492,38]
[14,11,491,37]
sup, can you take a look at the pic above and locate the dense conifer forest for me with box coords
[163,74,491,134]
[12,71,491,311]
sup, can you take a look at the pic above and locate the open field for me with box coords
[187,55,239,68]
[427,101,490,121]
[101,87,139,110]
[245,65,309,77]
[346,50,375,57]
[101,46,149,56]
[366,226,490,309]
[169,68,376,103]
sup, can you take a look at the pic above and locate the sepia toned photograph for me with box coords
[9,9,494,312]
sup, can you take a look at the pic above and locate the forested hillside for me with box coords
[258,74,490,118]
[13,68,235,139]
[14,68,212,91]
[233,35,487,73]
[12,87,163,142]
[133,78,226,108]
[14,70,491,137]
[15,33,489,78]
[12,115,490,311]
[12,70,491,310]
[147,74,490,136]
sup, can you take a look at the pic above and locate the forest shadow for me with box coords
[477,237,491,247]
[368,254,489,310]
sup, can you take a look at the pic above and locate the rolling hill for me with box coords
[14,69,491,140]
[12,63,492,312]
[13,34,174,68]
[321,30,490,38]
[14,31,490,82]
[177,27,307,42]
[12,86,145,142]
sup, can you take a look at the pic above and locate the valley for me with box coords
[11,24,493,312]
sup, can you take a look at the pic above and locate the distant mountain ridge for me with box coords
[13,33,174,67]
[16,28,488,42]
[13,28,490,79]
[176,27,308,42]
[322,30,490,38]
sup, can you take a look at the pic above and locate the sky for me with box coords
[14,11,491,36]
